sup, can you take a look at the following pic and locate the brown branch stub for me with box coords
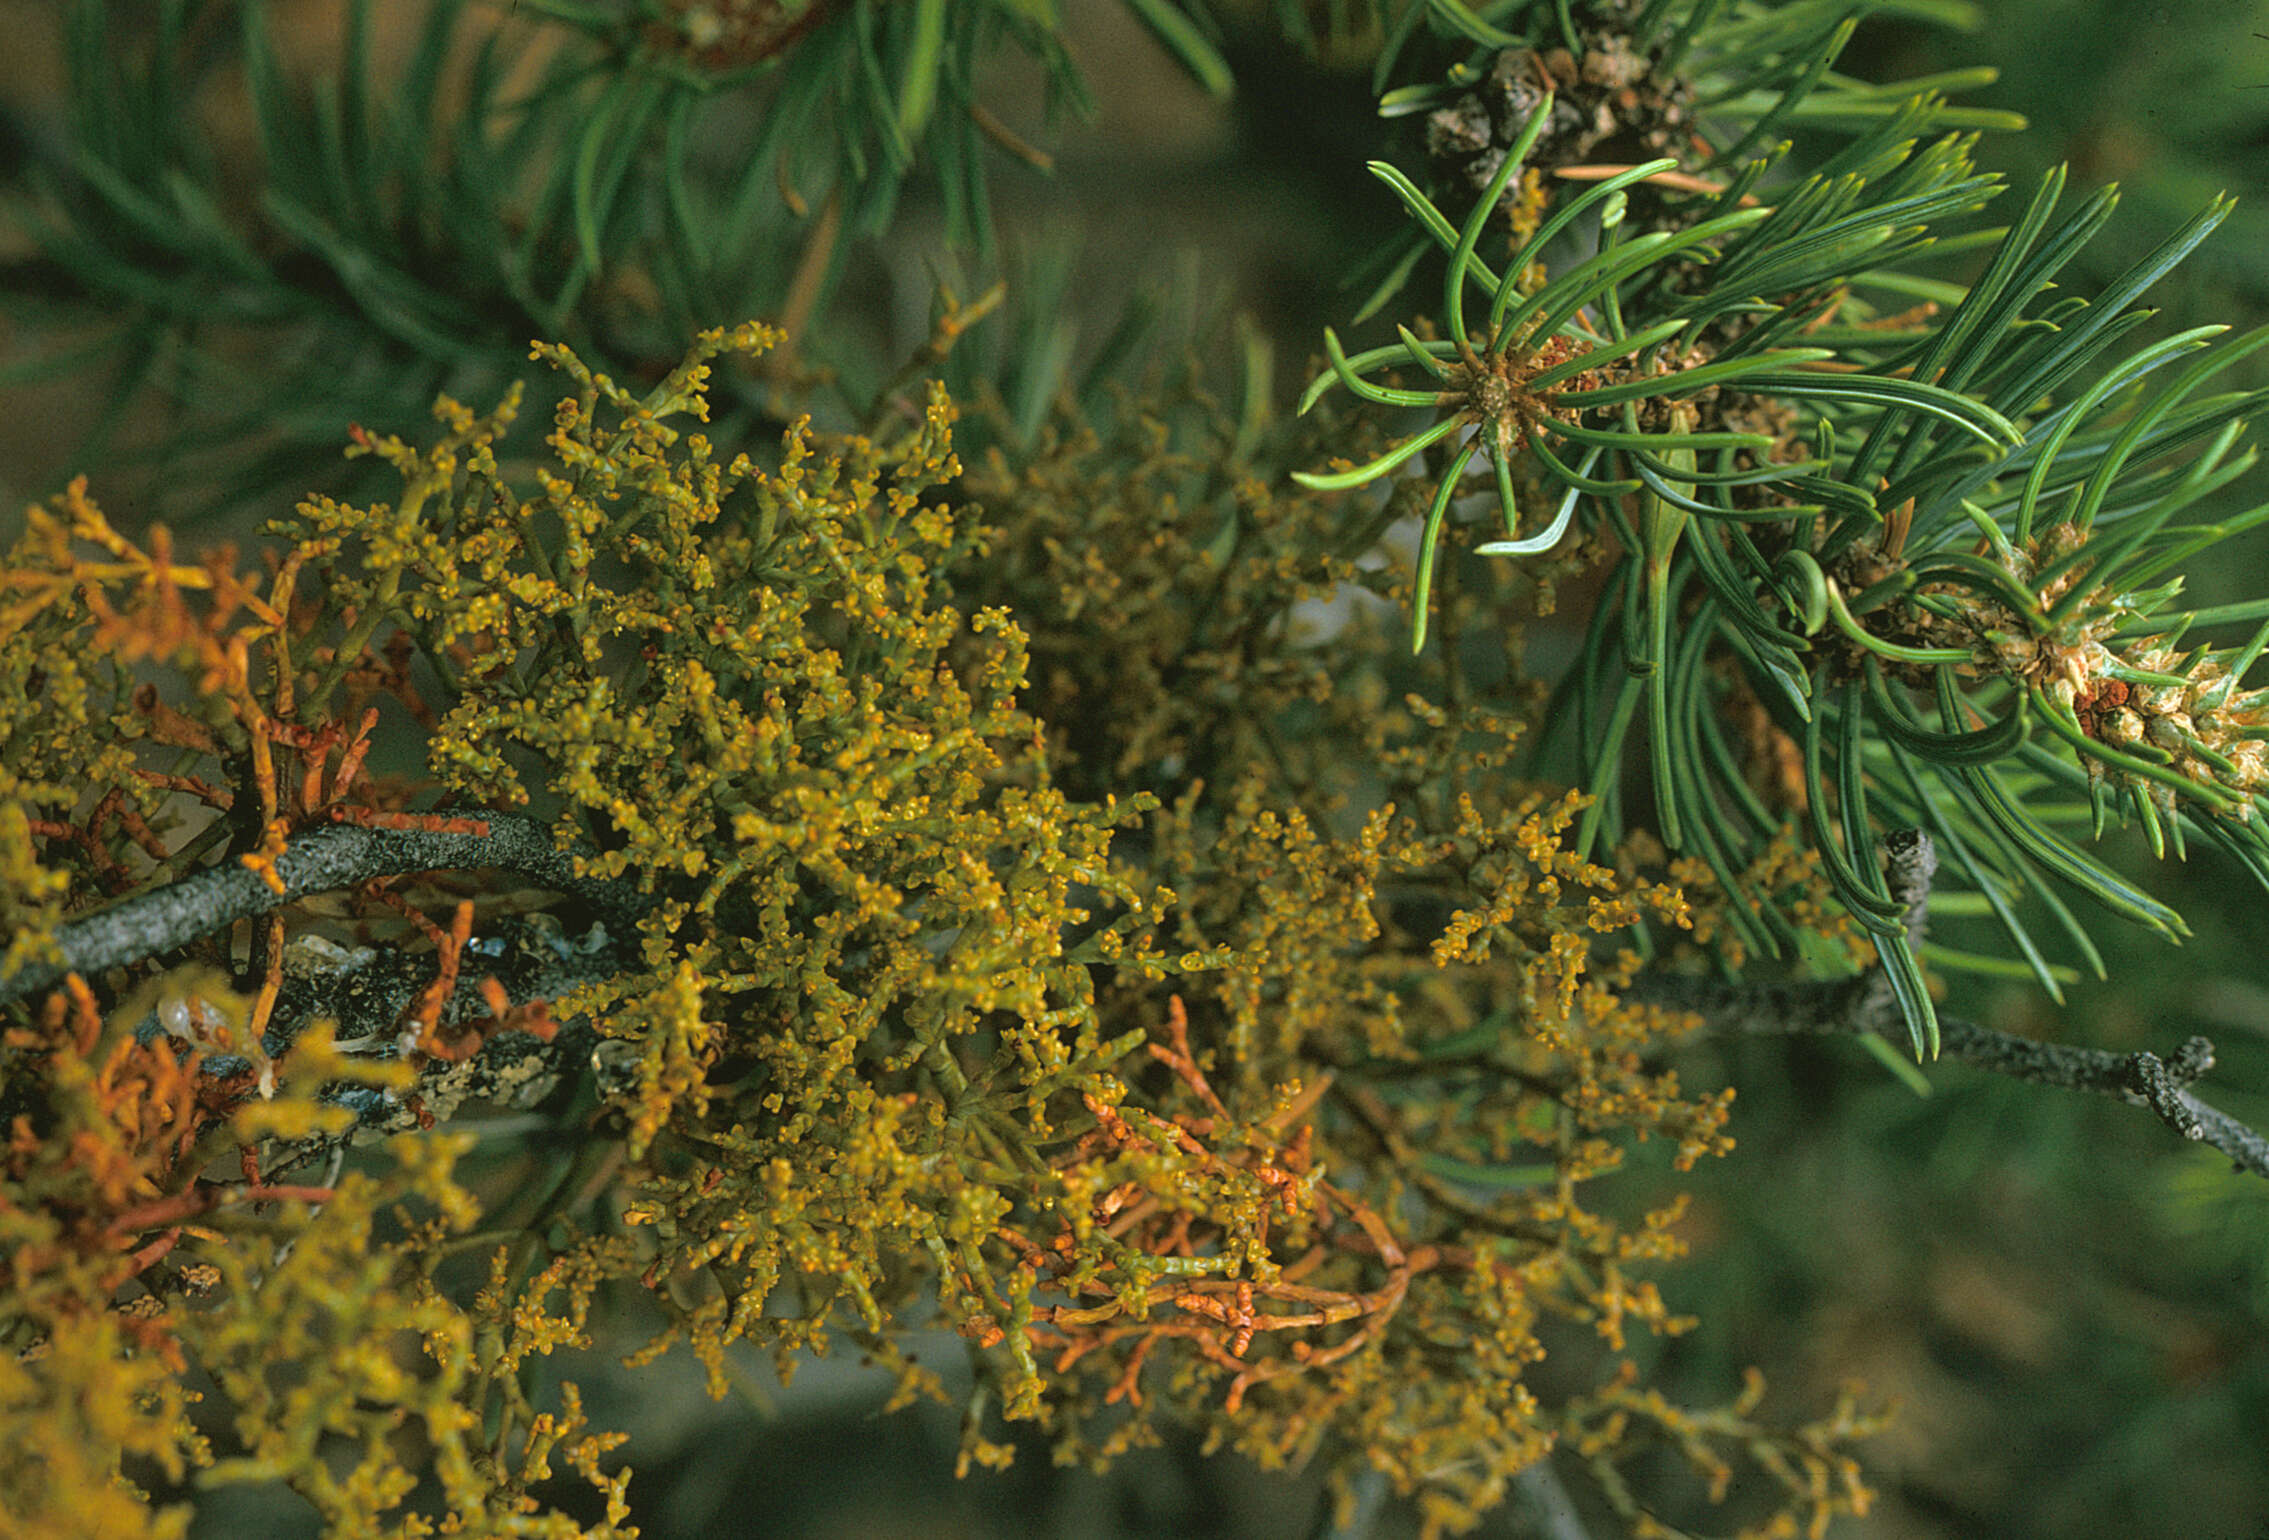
[2128,1050,2208,1142]
[1879,826,1936,954]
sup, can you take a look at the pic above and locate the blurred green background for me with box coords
[6,2,2269,1536]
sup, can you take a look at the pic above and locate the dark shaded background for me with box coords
[6,3,2269,1536]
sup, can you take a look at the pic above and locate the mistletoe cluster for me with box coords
[0,326,1883,1538]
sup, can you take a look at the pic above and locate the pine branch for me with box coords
[1315,61,2269,1056]
[260,910,640,1153]
[1628,831,2269,1180]
[2,814,648,1164]
[0,812,644,1006]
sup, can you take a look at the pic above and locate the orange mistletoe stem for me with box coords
[105,1181,337,1237]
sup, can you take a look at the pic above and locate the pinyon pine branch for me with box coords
[0,812,643,1007]
[1628,830,2269,1179]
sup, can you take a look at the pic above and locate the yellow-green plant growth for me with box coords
[0,327,1881,1539]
